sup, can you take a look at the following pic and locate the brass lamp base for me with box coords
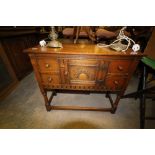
[46,40,63,48]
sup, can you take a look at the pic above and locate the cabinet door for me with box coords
[68,59,98,85]
[63,58,108,86]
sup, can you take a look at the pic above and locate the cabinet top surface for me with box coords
[24,43,144,57]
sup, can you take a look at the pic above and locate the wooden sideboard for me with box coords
[25,43,144,113]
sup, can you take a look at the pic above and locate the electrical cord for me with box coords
[97,27,139,53]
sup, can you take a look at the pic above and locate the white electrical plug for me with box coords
[39,40,46,47]
[132,44,140,52]
[131,44,140,54]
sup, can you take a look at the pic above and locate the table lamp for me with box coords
[46,26,62,48]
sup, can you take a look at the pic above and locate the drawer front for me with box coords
[69,59,99,66]
[36,58,59,73]
[108,60,131,74]
[105,76,127,91]
[40,74,60,86]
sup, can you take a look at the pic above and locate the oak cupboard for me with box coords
[25,43,144,113]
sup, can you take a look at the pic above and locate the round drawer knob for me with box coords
[48,77,52,82]
[114,80,119,85]
[64,71,68,75]
[45,64,50,68]
[118,65,123,71]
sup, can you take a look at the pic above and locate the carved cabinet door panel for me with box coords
[68,59,98,85]
[61,58,108,87]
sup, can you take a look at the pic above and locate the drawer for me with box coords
[69,59,99,66]
[108,60,131,74]
[40,74,60,86]
[105,76,127,91]
[36,58,59,72]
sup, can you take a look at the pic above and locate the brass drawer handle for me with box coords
[117,65,123,71]
[64,71,68,75]
[114,80,119,85]
[45,64,50,68]
[48,77,52,82]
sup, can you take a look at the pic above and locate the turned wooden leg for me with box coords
[41,90,49,105]
[42,90,50,111]
[45,105,51,111]
[41,89,57,112]
[105,91,109,98]
[48,90,57,104]
[41,91,51,111]
[41,89,122,113]
[111,94,122,114]
[111,109,115,114]
[53,90,57,96]
[106,92,121,114]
